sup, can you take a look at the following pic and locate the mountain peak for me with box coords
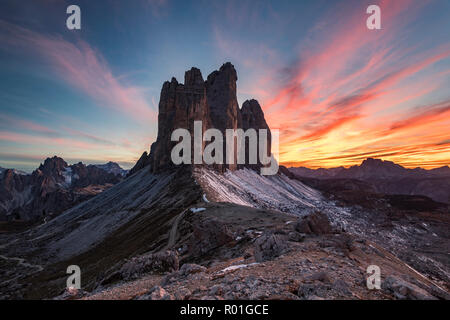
[38,156,68,175]
[132,62,270,174]
[94,162,128,176]
[360,158,404,170]
[361,157,389,165]
[219,61,236,72]
[430,165,450,175]
[184,67,204,87]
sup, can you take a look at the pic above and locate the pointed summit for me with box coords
[184,67,204,87]
[38,156,68,176]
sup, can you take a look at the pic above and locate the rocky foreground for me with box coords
[2,164,448,300]
[63,205,448,300]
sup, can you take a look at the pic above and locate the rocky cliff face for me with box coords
[1,169,28,194]
[129,62,272,174]
[206,62,241,171]
[239,99,272,171]
[127,151,151,177]
[148,67,212,172]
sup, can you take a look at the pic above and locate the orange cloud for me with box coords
[254,1,450,169]
[389,100,450,132]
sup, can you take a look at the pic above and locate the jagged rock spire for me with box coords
[129,62,271,174]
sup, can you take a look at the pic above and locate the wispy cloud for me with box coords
[0,131,101,150]
[0,20,156,123]
[0,114,58,136]
[0,113,122,148]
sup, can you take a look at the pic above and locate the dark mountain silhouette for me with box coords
[290,158,450,179]
[289,158,450,203]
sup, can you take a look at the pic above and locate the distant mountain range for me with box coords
[0,157,128,221]
[94,161,128,177]
[289,158,450,203]
[0,166,27,176]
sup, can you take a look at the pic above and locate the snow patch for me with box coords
[62,167,73,186]
[194,167,323,216]
[220,263,259,273]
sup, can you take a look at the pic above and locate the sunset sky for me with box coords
[0,0,449,172]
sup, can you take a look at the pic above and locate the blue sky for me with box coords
[0,0,449,171]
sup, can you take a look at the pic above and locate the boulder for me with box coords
[288,231,305,242]
[307,271,332,283]
[295,211,333,235]
[53,287,88,300]
[297,283,317,299]
[188,218,234,257]
[120,250,179,280]
[254,233,287,262]
[179,263,207,276]
[383,276,437,300]
[138,286,174,300]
